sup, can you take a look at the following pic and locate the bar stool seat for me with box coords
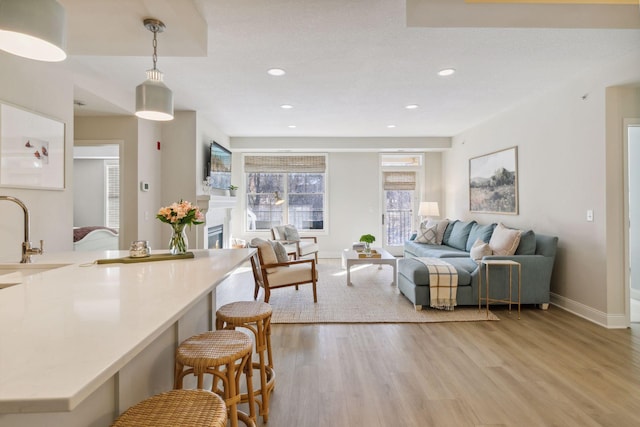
[174,330,256,427]
[111,389,227,427]
[216,301,275,423]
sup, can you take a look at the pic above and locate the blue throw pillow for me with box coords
[466,223,496,251]
[442,220,458,246]
[447,221,476,251]
[515,230,537,255]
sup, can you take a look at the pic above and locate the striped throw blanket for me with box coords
[416,257,458,311]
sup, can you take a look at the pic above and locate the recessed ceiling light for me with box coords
[438,68,456,77]
[280,104,293,109]
[405,104,419,110]
[267,68,286,76]
[288,125,297,129]
[387,124,397,129]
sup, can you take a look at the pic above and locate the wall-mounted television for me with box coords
[209,142,232,190]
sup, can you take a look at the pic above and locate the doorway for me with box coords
[73,140,123,250]
[625,121,640,323]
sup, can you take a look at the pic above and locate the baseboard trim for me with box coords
[550,293,628,329]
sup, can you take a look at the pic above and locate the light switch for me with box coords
[586,209,594,222]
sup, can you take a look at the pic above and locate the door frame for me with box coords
[73,139,124,250]
[623,119,640,325]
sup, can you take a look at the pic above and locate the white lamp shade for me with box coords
[419,202,439,217]
[0,0,67,62]
[135,75,174,121]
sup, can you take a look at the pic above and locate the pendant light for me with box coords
[0,0,67,62]
[135,18,174,121]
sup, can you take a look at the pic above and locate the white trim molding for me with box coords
[550,292,628,329]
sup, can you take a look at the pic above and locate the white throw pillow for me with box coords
[470,238,492,261]
[488,223,522,256]
[415,222,438,244]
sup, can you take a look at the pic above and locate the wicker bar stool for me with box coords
[174,330,256,427]
[111,389,226,427]
[216,301,275,423]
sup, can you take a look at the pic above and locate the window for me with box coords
[244,155,326,231]
[383,171,416,246]
[105,160,119,229]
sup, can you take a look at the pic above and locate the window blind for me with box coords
[383,171,416,190]
[244,155,326,173]
[106,161,120,229]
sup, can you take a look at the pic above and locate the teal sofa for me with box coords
[399,220,558,310]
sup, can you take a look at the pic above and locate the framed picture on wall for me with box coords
[0,102,65,190]
[469,146,518,214]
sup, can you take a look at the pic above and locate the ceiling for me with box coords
[63,0,640,137]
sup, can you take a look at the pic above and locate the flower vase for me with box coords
[169,224,188,255]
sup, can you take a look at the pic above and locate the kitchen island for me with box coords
[0,248,256,427]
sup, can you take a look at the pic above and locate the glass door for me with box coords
[383,189,415,256]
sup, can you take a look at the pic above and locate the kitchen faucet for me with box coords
[0,196,44,263]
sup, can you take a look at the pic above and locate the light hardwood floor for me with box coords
[217,262,640,427]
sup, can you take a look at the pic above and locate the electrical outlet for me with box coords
[587,209,594,222]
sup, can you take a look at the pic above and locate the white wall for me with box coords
[136,120,163,250]
[73,159,105,226]
[160,111,231,249]
[443,50,640,327]
[629,126,640,294]
[0,54,74,261]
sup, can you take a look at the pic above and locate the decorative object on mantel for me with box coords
[228,184,238,197]
[359,234,376,256]
[156,200,204,255]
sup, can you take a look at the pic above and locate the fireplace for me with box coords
[196,194,237,249]
[208,225,223,249]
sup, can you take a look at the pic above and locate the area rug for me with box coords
[263,261,499,324]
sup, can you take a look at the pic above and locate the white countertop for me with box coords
[0,248,256,413]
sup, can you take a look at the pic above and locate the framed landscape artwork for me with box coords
[0,102,65,190]
[469,146,518,214]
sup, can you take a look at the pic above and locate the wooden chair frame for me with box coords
[250,250,318,303]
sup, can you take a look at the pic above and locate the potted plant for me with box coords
[359,234,375,255]
[228,184,238,197]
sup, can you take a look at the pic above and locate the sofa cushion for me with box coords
[398,257,474,286]
[466,223,496,251]
[404,241,469,258]
[442,220,458,245]
[470,239,492,261]
[489,223,521,256]
[447,221,476,251]
[515,229,537,255]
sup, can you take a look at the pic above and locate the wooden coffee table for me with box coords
[341,247,397,286]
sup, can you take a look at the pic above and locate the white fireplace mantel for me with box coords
[196,195,238,249]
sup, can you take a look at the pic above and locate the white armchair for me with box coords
[270,225,319,263]
[250,237,318,303]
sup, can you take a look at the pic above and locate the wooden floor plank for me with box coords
[217,261,640,427]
